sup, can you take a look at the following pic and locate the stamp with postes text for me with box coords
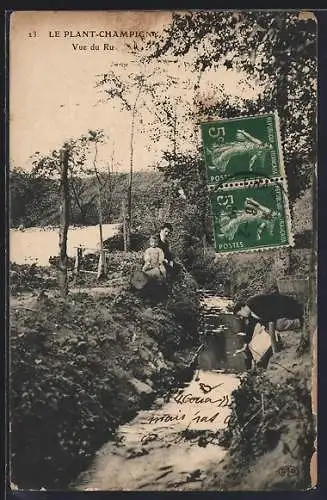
[201,112,293,253]
[209,181,293,253]
[201,112,285,186]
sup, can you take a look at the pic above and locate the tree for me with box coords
[102,147,118,224]
[10,167,60,227]
[155,150,210,267]
[147,10,316,202]
[96,67,180,250]
[96,71,142,250]
[84,130,107,278]
[32,137,89,296]
[58,146,70,296]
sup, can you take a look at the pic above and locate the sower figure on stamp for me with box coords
[233,293,303,369]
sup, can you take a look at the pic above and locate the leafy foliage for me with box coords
[9,171,162,228]
[216,371,314,489]
[10,168,60,227]
[10,263,58,295]
[11,296,124,488]
[10,267,200,489]
[147,11,316,201]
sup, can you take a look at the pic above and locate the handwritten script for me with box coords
[138,381,233,447]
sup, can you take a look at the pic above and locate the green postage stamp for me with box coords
[209,182,292,253]
[201,113,293,253]
[201,112,284,185]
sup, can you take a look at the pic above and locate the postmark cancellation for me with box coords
[201,112,294,254]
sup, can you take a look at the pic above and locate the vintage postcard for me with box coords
[8,10,317,491]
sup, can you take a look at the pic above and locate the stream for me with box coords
[78,293,247,491]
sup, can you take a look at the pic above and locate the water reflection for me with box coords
[198,312,247,372]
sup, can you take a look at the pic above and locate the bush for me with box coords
[10,266,200,489]
[10,296,138,488]
[49,255,75,269]
[218,371,314,489]
[10,263,58,294]
[227,253,279,304]
[187,247,230,292]
[104,231,148,252]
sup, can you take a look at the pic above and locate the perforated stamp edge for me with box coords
[201,111,288,186]
[202,111,294,255]
[209,178,294,256]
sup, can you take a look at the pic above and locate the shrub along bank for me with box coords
[10,267,200,489]
[202,329,315,491]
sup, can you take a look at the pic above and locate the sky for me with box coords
[10,11,262,173]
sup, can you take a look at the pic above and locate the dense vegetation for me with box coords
[10,169,156,228]
[202,339,315,490]
[10,262,200,489]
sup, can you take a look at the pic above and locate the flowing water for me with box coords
[78,293,246,491]
[198,293,247,373]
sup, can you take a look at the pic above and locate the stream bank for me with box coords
[76,293,247,491]
[10,265,315,491]
[10,268,201,490]
[202,327,315,491]
[76,292,315,492]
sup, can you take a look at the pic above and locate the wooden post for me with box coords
[74,246,82,275]
[268,321,279,354]
[122,200,127,253]
[97,250,106,280]
[97,186,106,279]
[58,145,70,298]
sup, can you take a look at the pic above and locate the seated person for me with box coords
[157,222,174,269]
[142,235,167,280]
[157,222,182,280]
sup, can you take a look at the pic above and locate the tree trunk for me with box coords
[126,82,143,251]
[308,148,317,346]
[97,187,106,279]
[122,200,128,253]
[58,146,70,297]
[93,142,106,279]
[172,111,177,158]
[126,109,135,251]
[276,15,293,275]
[202,233,207,259]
